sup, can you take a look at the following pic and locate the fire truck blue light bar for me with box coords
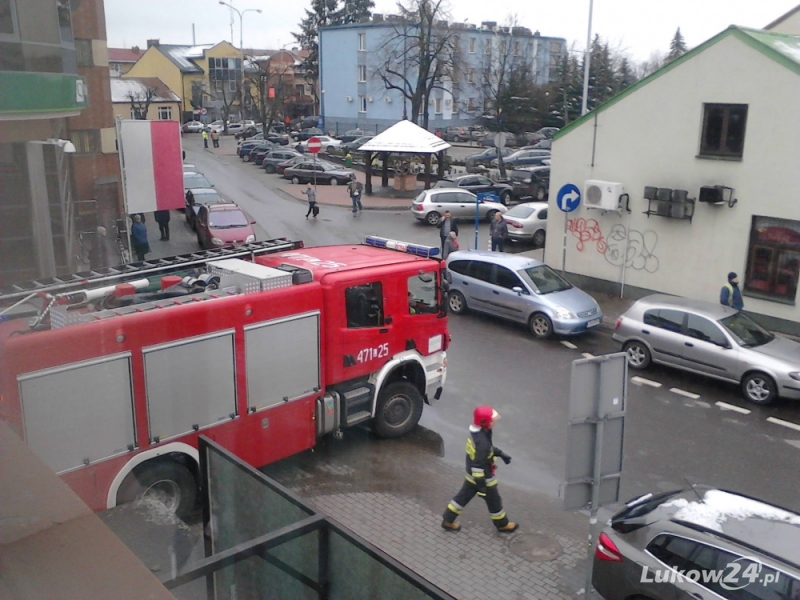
[364,236,440,258]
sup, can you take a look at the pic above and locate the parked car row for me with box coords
[182,168,257,250]
[236,138,357,184]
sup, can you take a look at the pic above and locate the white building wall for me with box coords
[545,34,800,324]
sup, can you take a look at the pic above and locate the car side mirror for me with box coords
[250,220,257,225]
[512,286,523,296]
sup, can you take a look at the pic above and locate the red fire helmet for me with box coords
[473,405,500,427]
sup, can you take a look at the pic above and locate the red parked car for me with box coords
[195,202,256,249]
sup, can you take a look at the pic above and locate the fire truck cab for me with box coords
[0,237,448,516]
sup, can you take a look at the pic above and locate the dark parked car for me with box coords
[592,486,800,600]
[262,149,302,173]
[266,132,290,145]
[509,166,550,201]
[435,174,514,206]
[298,115,321,129]
[240,141,272,161]
[283,162,355,185]
[292,127,323,141]
[442,126,486,143]
[341,136,374,153]
[465,147,514,172]
[526,139,552,150]
[338,129,365,143]
[480,131,519,147]
[491,149,550,168]
[184,187,224,230]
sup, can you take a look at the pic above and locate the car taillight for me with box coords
[595,532,623,562]
[615,317,622,330]
[508,221,522,228]
[413,204,423,210]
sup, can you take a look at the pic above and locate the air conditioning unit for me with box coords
[584,180,623,211]
[346,96,353,102]
[699,186,724,204]
[367,96,373,103]
[384,97,391,103]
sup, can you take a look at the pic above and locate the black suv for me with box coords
[434,174,513,205]
[509,166,550,201]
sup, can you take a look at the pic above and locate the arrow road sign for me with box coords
[307,136,322,154]
[557,183,581,213]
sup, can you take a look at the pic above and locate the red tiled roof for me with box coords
[108,48,144,63]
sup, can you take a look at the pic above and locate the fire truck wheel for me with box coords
[117,460,197,519]
[372,381,423,439]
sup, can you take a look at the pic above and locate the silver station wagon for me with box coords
[614,294,800,405]
[445,251,602,338]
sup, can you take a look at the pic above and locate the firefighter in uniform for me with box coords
[441,406,518,533]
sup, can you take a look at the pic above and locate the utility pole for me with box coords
[580,0,594,116]
[219,2,262,121]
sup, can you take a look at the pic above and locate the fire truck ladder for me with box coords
[0,238,303,308]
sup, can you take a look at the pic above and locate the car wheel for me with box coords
[453,135,461,143]
[116,460,197,519]
[532,229,546,248]
[535,185,547,201]
[242,154,251,162]
[291,176,301,184]
[265,164,276,174]
[485,209,498,223]
[372,381,424,438]
[330,177,339,186]
[741,372,777,405]
[529,313,553,338]
[624,340,651,369]
[500,190,511,206]
[326,145,336,153]
[426,211,441,226]
[448,290,467,315]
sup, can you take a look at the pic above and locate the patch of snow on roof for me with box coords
[359,119,450,154]
[774,40,800,63]
[665,490,800,533]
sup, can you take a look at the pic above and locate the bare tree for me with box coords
[245,55,296,135]
[373,0,460,129]
[127,87,158,120]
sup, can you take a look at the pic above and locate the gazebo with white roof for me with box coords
[357,120,451,195]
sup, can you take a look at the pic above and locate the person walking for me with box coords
[720,272,744,310]
[344,152,353,168]
[130,214,150,261]
[442,230,459,259]
[302,183,318,218]
[441,406,518,533]
[202,129,209,149]
[490,212,508,252]
[437,211,458,253]
[154,209,171,241]
[347,174,363,215]
[211,130,220,148]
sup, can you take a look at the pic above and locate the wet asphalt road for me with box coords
[184,136,800,514]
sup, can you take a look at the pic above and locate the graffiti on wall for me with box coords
[567,219,660,274]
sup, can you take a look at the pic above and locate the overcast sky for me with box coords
[105,1,798,63]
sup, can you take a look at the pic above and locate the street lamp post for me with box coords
[219,1,262,120]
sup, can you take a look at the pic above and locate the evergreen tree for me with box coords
[615,57,636,92]
[667,27,688,62]
[551,52,581,125]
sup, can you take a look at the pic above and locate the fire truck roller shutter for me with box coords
[244,312,321,412]
[18,353,136,475]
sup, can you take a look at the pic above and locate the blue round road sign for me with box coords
[557,183,581,213]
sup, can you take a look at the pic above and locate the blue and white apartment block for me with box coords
[319,16,566,134]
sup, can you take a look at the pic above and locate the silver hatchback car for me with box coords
[614,294,800,405]
[445,251,602,338]
[411,188,507,226]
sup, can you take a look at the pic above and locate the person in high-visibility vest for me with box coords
[202,129,209,149]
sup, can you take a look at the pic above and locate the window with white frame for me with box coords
[484,39,492,54]
[467,97,476,111]
[467,69,474,84]
[514,41,519,56]
[358,64,366,82]
[469,38,476,53]
[434,97,442,114]
[158,106,172,120]
[358,33,366,51]
[359,95,367,112]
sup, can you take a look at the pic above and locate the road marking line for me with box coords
[715,401,751,415]
[766,417,800,432]
[581,352,594,359]
[561,341,578,349]
[669,388,700,399]
[631,376,662,388]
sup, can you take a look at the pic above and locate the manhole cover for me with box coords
[508,533,562,562]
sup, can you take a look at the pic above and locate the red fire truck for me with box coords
[0,236,448,516]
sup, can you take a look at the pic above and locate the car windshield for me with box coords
[434,180,456,188]
[209,210,249,228]
[522,265,573,294]
[192,191,221,204]
[184,174,211,188]
[719,312,775,348]
[506,205,535,218]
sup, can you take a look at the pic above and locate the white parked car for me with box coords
[295,136,341,153]
[182,121,205,133]
[411,188,507,226]
[503,202,548,247]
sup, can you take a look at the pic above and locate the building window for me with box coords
[158,106,172,120]
[358,64,366,82]
[208,57,241,93]
[358,33,366,51]
[56,0,73,44]
[75,39,92,67]
[745,216,800,303]
[345,282,383,328]
[467,69,474,83]
[514,41,519,56]
[469,38,476,53]
[434,97,442,114]
[700,103,747,159]
[69,129,101,154]
[499,39,506,55]
[467,97,476,111]
[0,0,17,36]
[109,63,122,77]
[359,95,367,113]
[484,40,492,55]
